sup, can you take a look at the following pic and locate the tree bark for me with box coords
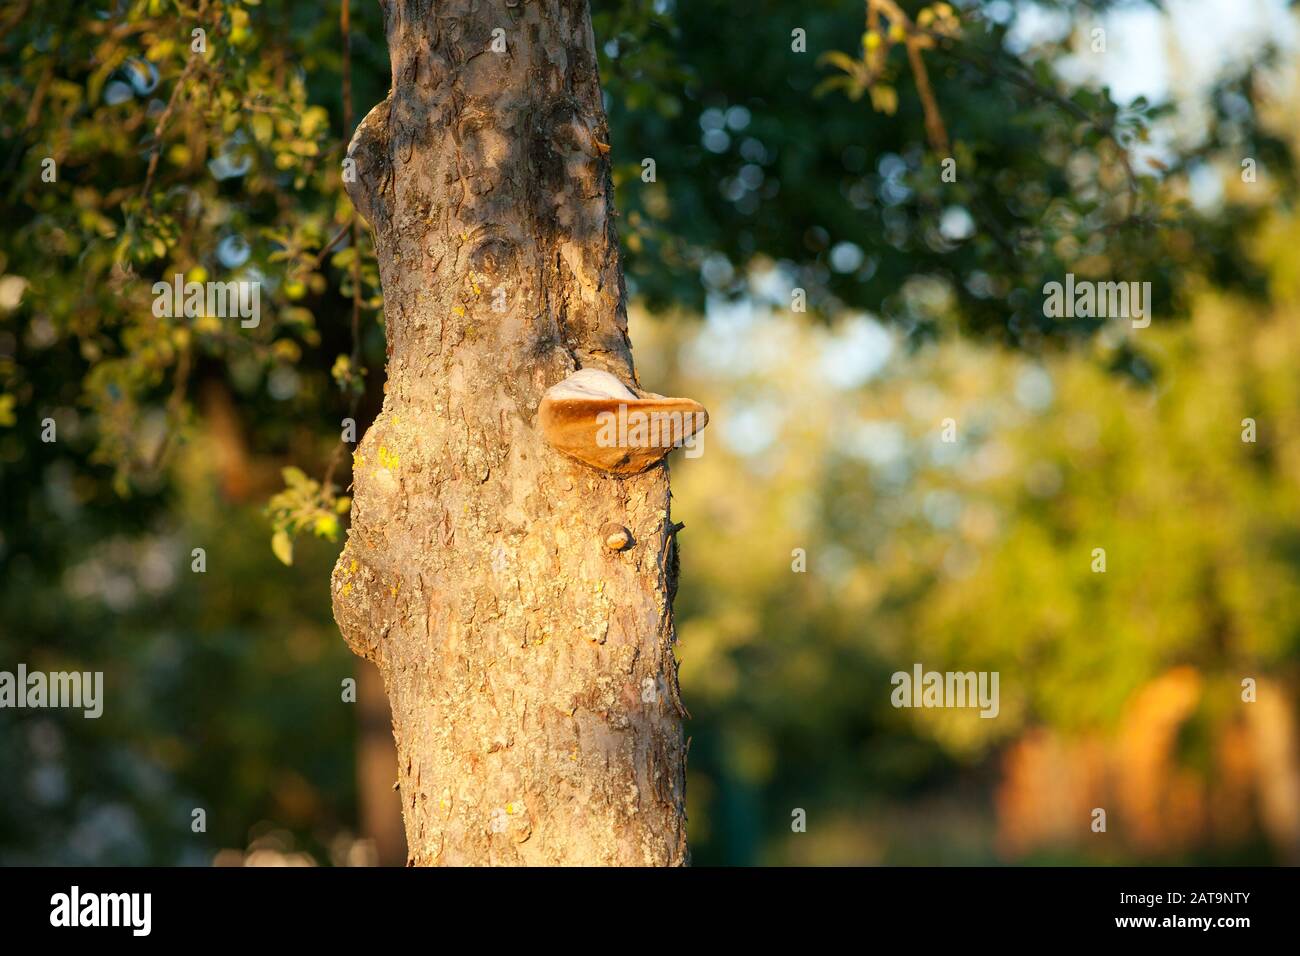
[331,0,689,866]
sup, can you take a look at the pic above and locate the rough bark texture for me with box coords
[331,0,689,866]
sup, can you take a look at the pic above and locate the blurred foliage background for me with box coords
[2,0,1299,864]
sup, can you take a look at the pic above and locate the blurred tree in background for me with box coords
[659,193,1300,863]
[1,0,1298,863]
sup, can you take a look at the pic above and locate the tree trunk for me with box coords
[331,0,689,866]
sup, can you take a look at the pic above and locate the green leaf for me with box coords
[817,50,860,74]
[271,530,294,566]
[251,113,274,145]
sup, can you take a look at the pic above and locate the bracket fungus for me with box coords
[538,368,709,476]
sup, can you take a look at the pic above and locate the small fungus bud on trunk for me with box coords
[602,522,633,550]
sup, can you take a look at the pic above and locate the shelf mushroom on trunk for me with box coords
[538,368,709,476]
